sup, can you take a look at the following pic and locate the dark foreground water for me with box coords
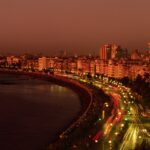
[0,74,81,150]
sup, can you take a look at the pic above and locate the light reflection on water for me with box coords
[0,74,81,150]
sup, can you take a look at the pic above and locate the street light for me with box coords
[95,140,98,143]
[108,140,112,150]
[102,102,109,119]
[118,111,122,115]
[138,136,142,139]
[120,123,124,128]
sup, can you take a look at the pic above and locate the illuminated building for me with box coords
[26,60,38,70]
[82,60,90,74]
[95,59,101,74]
[100,44,127,60]
[70,62,77,73]
[90,60,96,76]
[38,57,50,70]
[77,59,83,71]
[7,56,20,65]
[111,44,119,59]
[1,45,148,82]
[99,60,108,75]
[99,44,111,60]
[129,64,150,80]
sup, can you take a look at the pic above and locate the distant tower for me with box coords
[99,44,111,60]
[111,44,118,59]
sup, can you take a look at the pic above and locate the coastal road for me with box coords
[92,79,150,150]
[55,73,150,149]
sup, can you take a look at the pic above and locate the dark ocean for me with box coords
[0,74,81,150]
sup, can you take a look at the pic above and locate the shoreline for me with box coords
[0,70,93,143]
[0,70,113,150]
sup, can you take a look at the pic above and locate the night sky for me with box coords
[0,0,150,55]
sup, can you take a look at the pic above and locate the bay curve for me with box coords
[0,74,81,150]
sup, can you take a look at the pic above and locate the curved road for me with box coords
[57,73,150,150]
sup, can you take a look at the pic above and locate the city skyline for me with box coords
[0,0,150,55]
[0,1,150,149]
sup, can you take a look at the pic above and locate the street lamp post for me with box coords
[102,110,105,120]
[102,102,109,120]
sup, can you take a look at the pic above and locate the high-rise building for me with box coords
[99,44,111,60]
[111,44,118,59]
[99,44,124,60]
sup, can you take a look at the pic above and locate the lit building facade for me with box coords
[38,57,50,71]
[100,44,111,60]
